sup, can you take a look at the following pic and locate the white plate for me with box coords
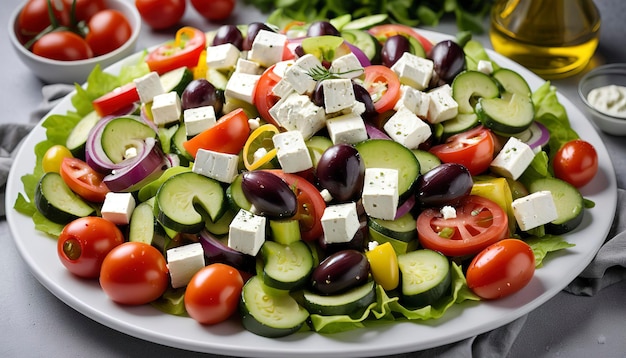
[6,30,618,358]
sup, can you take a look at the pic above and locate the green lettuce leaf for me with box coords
[525,235,576,268]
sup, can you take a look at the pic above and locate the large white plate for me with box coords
[6,30,618,357]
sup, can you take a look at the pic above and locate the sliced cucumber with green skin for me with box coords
[171,122,193,164]
[66,111,100,157]
[35,172,95,224]
[355,139,420,199]
[368,213,417,243]
[154,172,226,233]
[129,198,172,253]
[368,226,418,255]
[397,249,451,308]
[204,208,235,236]
[492,68,532,96]
[101,116,156,163]
[342,14,389,30]
[226,173,252,212]
[451,70,500,114]
[341,29,381,63]
[160,67,194,96]
[302,280,376,316]
[261,240,314,291]
[306,135,333,168]
[269,219,301,245]
[476,92,535,134]
[412,149,441,174]
[240,276,309,338]
[528,177,584,234]
[440,113,479,138]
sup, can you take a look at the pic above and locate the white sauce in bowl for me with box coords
[587,84,626,118]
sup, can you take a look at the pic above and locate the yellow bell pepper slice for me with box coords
[365,242,399,291]
[243,124,279,171]
[471,177,516,233]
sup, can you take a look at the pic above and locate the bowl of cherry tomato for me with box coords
[9,0,141,84]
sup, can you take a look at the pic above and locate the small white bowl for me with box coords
[9,0,141,84]
[578,63,626,136]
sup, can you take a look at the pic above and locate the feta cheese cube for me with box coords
[272,130,313,173]
[511,191,558,231]
[133,71,165,103]
[166,243,205,288]
[329,53,364,79]
[192,149,239,183]
[361,168,399,220]
[283,63,317,94]
[383,106,432,149]
[440,206,457,220]
[101,192,136,225]
[271,78,295,98]
[394,85,430,118]
[427,87,458,123]
[490,137,536,180]
[151,91,182,126]
[322,78,355,114]
[228,209,266,256]
[224,72,260,104]
[183,106,216,137]
[206,43,241,70]
[269,92,326,139]
[235,58,263,75]
[321,202,360,243]
[295,54,323,72]
[477,60,494,75]
[390,53,434,90]
[326,111,368,144]
[248,30,287,67]
[272,59,295,77]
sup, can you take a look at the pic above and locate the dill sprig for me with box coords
[307,66,364,81]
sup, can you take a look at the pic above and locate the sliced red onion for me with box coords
[198,229,256,274]
[345,42,372,67]
[365,123,391,140]
[165,153,180,168]
[522,121,551,151]
[103,137,167,192]
[394,195,416,220]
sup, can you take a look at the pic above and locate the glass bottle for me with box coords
[489,0,601,79]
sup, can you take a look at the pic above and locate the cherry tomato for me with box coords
[135,0,186,30]
[32,31,93,61]
[183,108,250,157]
[42,144,73,173]
[553,139,598,188]
[92,82,140,117]
[417,195,509,257]
[253,64,282,127]
[64,0,107,23]
[146,26,206,75]
[17,0,69,42]
[184,263,244,325]
[363,65,401,113]
[466,239,536,300]
[190,0,235,21]
[57,217,124,279]
[85,9,132,56]
[100,242,169,305]
[59,157,110,203]
[429,125,495,176]
[368,24,434,53]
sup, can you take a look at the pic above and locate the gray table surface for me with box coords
[2,1,626,357]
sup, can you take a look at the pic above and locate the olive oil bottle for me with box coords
[490,0,601,79]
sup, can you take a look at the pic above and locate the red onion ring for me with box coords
[103,137,167,192]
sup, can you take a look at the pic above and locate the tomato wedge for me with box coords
[417,195,509,257]
[363,65,401,113]
[146,27,207,75]
[59,157,110,203]
[368,24,434,53]
[92,82,140,117]
[253,64,282,127]
[183,108,250,158]
[429,125,495,176]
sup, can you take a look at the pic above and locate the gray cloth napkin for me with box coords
[0,84,624,357]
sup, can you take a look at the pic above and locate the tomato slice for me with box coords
[59,157,110,203]
[253,64,282,126]
[363,65,401,114]
[146,27,207,75]
[92,82,140,117]
[183,108,250,158]
[417,195,509,257]
[368,24,434,53]
[429,125,495,176]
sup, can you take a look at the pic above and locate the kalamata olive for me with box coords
[243,22,274,51]
[428,40,466,86]
[212,24,243,50]
[181,79,223,114]
[381,35,411,67]
[306,21,341,37]
[416,163,473,207]
[311,250,370,295]
[316,144,365,203]
[352,82,376,120]
[312,80,325,108]
[241,171,297,219]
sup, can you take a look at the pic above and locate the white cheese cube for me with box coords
[183,106,216,137]
[235,58,263,75]
[271,78,295,98]
[151,91,182,126]
[295,54,322,71]
[228,209,266,256]
[427,88,458,123]
[272,59,295,77]
[361,168,399,220]
[329,53,364,79]
[101,192,136,225]
[477,60,494,75]
[511,191,558,231]
[322,78,356,114]
[272,130,313,173]
[248,30,287,68]
[390,53,434,90]
[490,137,536,180]
[133,71,165,103]
[394,85,430,119]
[383,106,432,149]
[224,72,260,104]
[269,92,326,139]
[326,111,368,145]
[440,205,457,219]
[321,202,360,243]
[192,148,239,183]
[283,64,317,95]
[430,84,453,97]
[206,43,241,70]
[166,243,205,288]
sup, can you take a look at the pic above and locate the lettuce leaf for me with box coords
[525,235,576,268]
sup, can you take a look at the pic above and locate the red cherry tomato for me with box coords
[253,64,282,127]
[466,238,536,300]
[190,0,235,21]
[553,139,598,188]
[135,0,186,30]
[92,82,141,117]
[99,242,169,305]
[64,0,107,22]
[146,26,206,75]
[85,9,132,56]
[363,65,401,113]
[17,0,69,42]
[184,263,244,325]
[32,31,93,61]
[417,195,509,257]
[183,108,250,158]
[57,217,124,279]
[59,157,110,203]
[429,125,495,176]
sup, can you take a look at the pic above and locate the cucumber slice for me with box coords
[306,135,333,168]
[35,172,95,224]
[66,111,100,156]
[100,116,157,163]
[269,219,301,245]
[476,92,535,134]
[451,70,500,114]
[492,68,532,96]
[341,29,381,63]
[397,249,451,308]
[412,149,441,174]
[226,173,252,212]
[368,226,418,255]
[160,67,193,96]
[129,198,172,253]
[154,172,226,233]
[342,14,389,30]
[261,241,314,291]
[528,177,584,234]
[440,113,479,137]
[204,208,235,236]
[171,122,193,163]
[355,139,420,199]
[368,213,417,243]
[302,280,376,316]
[240,276,309,338]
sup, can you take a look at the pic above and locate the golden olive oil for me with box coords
[489,0,601,79]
